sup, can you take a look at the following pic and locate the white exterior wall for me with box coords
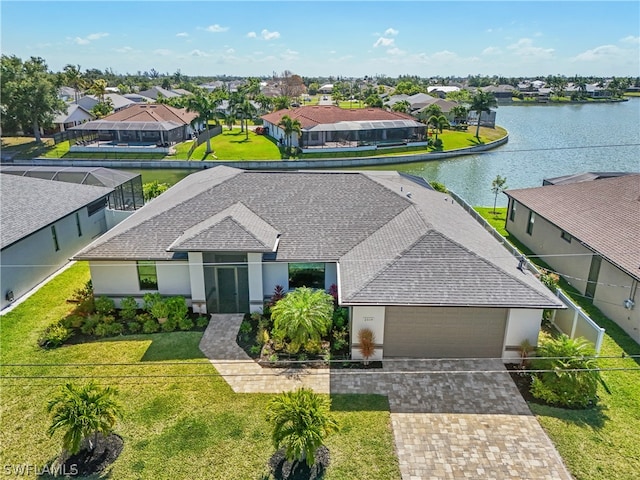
[248,252,264,312]
[105,209,135,229]
[324,263,338,290]
[506,201,592,293]
[350,306,385,360]
[1,206,107,310]
[594,260,640,343]
[188,252,207,313]
[263,263,289,296]
[156,261,190,295]
[503,308,544,361]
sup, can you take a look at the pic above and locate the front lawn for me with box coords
[189,128,282,161]
[475,207,640,480]
[0,263,400,479]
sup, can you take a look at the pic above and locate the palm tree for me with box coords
[47,382,123,455]
[490,174,508,214]
[186,91,221,153]
[273,96,291,111]
[89,79,108,103]
[270,287,333,353]
[450,105,469,125]
[392,100,411,113]
[255,93,273,115]
[265,388,339,467]
[427,114,449,141]
[277,114,302,153]
[233,96,257,140]
[63,64,85,103]
[469,90,497,138]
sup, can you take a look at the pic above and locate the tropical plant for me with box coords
[39,322,73,348]
[47,382,123,455]
[427,114,449,141]
[185,91,222,153]
[537,268,560,291]
[278,114,302,151]
[270,287,334,354]
[450,105,469,125]
[273,95,291,111]
[364,94,383,108]
[90,97,113,118]
[63,64,86,103]
[89,79,109,103]
[94,296,115,316]
[469,90,498,138]
[530,334,607,408]
[150,299,170,322]
[490,175,508,213]
[265,388,339,467]
[119,297,139,321]
[391,100,411,113]
[142,181,169,201]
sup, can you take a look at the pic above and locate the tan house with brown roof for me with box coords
[504,174,640,343]
[261,105,427,152]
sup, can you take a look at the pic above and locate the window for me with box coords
[75,212,82,237]
[137,261,158,290]
[87,198,107,216]
[526,211,535,235]
[288,263,325,289]
[508,199,516,222]
[51,226,60,251]
[561,231,572,243]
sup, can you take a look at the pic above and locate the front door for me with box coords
[216,266,249,313]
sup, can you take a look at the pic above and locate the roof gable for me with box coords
[261,105,416,129]
[102,104,197,125]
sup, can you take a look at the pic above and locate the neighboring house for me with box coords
[318,84,333,94]
[0,174,113,310]
[504,174,640,343]
[585,84,611,98]
[74,166,563,360]
[467,109,497,128]
[482,85,516,102]
[58,86,80,102]
[137,86,183,101]
[123,93,152,104]
[77,94,137,113]
[51,104,95,132]
[261,105,427,152]
[427,85,461,98]
[68,104,201,151]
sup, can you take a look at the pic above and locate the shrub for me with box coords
[166,296,188,323]
[75,297,96,317]
[94,296,116,316]
[39,323,73,348]
[430,181,448,193]
[433,138,443,149]
[530,334,606,408]
[268,285,285,307]
[332,308,348,329]
[119,297,139,321]
[127,321,142,334]
[142,318,160,334]
[94,322,110,337]
[537,268,560,291]
[178,316,194,331]
[257,328,270,346]
[80,314,101,335]
[150,299,170,321]
[70,280,93,303]
[161,317,178,333]
[195,316,209,328]
[358,328,376,364]
[304,339,322,355]
[143,292,163,313]
[101,314,116,325]
[61,314,84,330]
[332,329,348,353]
[250,345,262,356]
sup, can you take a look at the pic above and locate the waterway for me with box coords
[127,98,640,206]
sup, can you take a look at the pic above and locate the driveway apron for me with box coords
[201,315,572,480]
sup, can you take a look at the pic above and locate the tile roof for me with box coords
[505,175,640,280]
[0,174,112,249]
[101,104,197,125]
[75,166,562,308]
[261,105,416,129]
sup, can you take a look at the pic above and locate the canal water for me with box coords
[127,98,640,206]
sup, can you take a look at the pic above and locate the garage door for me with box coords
[383,306,507,358]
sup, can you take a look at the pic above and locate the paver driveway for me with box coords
[200,315,572,480]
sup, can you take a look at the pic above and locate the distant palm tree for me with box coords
[427,114,449,141]
[469,90,497,138]
[450,105,469,125]
[186,91,222,153]
[63,64,85,103]
[490,174,508,213]
[89,79,108,103]
[47,382,123,455]
[235,98,257,140]
[266,388,339,467]
[273,96,291,111]
[277,114,302,153]
[392,100,411,113]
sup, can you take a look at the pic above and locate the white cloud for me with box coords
[620,35,640,44]
[247,31,257,38]
[206,24,229,33]
[226,48,235,54]
[572,44,621,62]
[482,46,502,56]
[115,46,133,53]
[386,47,405,56]
[176,32,189,38]
[373,37,395,48]
[507,38,554,59]
[153,49,172,56]
[190,49,209,57]
[280,48,299,61]
[261,29,280,40]
[384,27,399,36]
[72,32,108,45]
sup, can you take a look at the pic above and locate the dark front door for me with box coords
[216,266,249,313]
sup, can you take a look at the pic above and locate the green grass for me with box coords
[0,263,400,479]
[187,128,282,161]
[474,207,640,480]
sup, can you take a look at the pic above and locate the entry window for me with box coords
[526,211,535,235]
[137,261,158,290]
[75,212,82,237]
[51,226,60,251]
[508,200,516,222]
[289,263,325,289]
[561,231,572,243]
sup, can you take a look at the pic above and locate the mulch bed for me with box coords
[505,363,540,404]
[51,433,123,477]
[269,446,330,480]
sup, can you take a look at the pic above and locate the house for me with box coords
[51,104,95,132]
[481,85,516,102]
[504,174,640,343]
[318,84,333,94]
[73,166,563,360]
[137,86,184,101]
[0,174,113,310]
[261,105,427,152]
[68,104,202,153]
[77,93,136,113]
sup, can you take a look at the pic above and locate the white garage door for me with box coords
[383,306,507,358]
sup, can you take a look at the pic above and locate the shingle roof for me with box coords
[100,104,197,125]
[505,175,640,280]
[261,106,416,130]
[0,166,138,189]
[0,174,112,249]
[74,166,562,308]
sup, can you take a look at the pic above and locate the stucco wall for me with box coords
[1,206,107,310]
[350,306,385,360]
[503,308,544,361]
[506,200,592,293]
[262,262,338,298]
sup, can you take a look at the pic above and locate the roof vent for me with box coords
[623,298,635,310]
[406,192,412,198]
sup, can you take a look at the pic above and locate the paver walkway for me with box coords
[200,314,573,480]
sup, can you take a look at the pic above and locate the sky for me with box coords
[1,1,639,78]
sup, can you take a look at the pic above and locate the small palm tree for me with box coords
[47,382,123,455]
[277,114,302,153]
[470,90,498,138]
[270,287,334,354]
[186,91,222,153]
[427,114,449,141]
[490,174,508,214]
[266,388,339,467]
